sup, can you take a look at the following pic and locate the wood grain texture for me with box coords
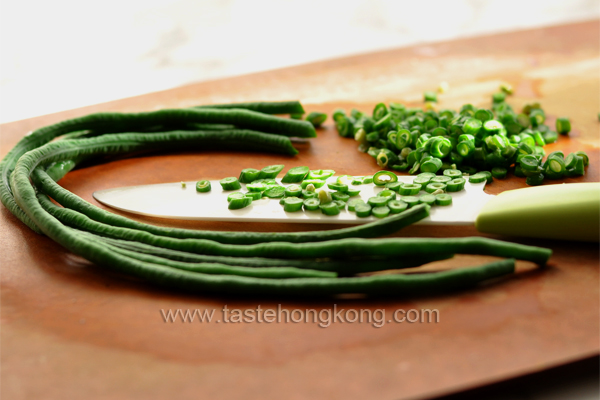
[1,20,599,400]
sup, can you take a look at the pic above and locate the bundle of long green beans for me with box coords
[1,101,551,296]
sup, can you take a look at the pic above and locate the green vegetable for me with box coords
[284,184,302,197]
[468,173,487,184]
[401,196,420,208]
[387,200,408,214]
[246,182,266,192]
[372,206,390,218]
[347,199,366,212]
[373,171,398,186]
[228,196,252,210]
[301,179,326,189]
[283,197,304,212]
[556,117,571,135]
[446,178,466,192]
[425,183,446,193]
[263,186,286,198]
[368,196,389,208]
[424,91,438,102]
[419,194,436,206]
[281,166,309,183]
[259,164,285,179]
[303,198,320,211]
[491,167,507,179]
[307,169,335,180]
[0,102,554,297]
[220,177,242,191]
[196,180,211,193]
[320,202,340,216]
[306,112,327,127]
[227,192,245,202]
[399,184,421,196]
[239,168,261,183]
[354,204,372,218]
[435,194,452,206]
[327,182,348,192]
[244,192,262,201]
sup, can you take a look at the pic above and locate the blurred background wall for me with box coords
[1,0,598,123]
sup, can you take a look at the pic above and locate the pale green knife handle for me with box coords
[475,182,600,242]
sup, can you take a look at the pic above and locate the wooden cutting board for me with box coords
[1,20,598,400]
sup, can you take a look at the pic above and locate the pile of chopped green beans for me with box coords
[1,100,552,296]
[333,88,588,186]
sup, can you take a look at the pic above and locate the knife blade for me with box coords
[92,178,599,242]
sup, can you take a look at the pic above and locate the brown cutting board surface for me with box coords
[1,20,599,400]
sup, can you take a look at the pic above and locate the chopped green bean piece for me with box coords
[378,189,396,201]
[281,166,309,183]
[425,183,447,193]
[307,169,335,180]
[195,180,211,193]
[468,173,487,184]
[556,117,571,135]
[301,179,326,189]
[526,173,544,186]
[443,169,462,178]
[368,196,389,207]
[373,171,398,186]
[474,109,494,122]
[435,193,452,206]
[220,177,242,191]
[500,83,513,95]
[246,182,267,192]
[303,198,320,211]
[385,182,403,192]
[387,200,408,214]
[347,199,366,212]
[520,155,540,171]
[327,182,348,192]
[413,176,432,190]
[320,202,340,216]
[331,191,350,202]
[302,189,318,199]
[305,112,327,127]
[399,183,421,196]
[424,91,438,102]
[372,206,391,218]
[259,164,285,179]
[284,184,302,197]
[492,92,506,103]
[401,196,420,208]
[419,194,436,206]
[228,196,252,210]
[576,151,589,166]
[333,200,346,210]
[354,204,372,218]
[239,168,261,183]
[244,191,262,201]
[446,178,466,192]
[491,167,507,179]
[479,171,493,184]
[263,186,286,198]
[227,192,245,202]
[283,197,304,212]
[421,157,443,173]
[431,176,452,183]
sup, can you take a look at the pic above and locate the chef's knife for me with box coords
[93,178,599,242]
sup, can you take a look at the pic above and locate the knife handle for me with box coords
[475,182,600,242]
